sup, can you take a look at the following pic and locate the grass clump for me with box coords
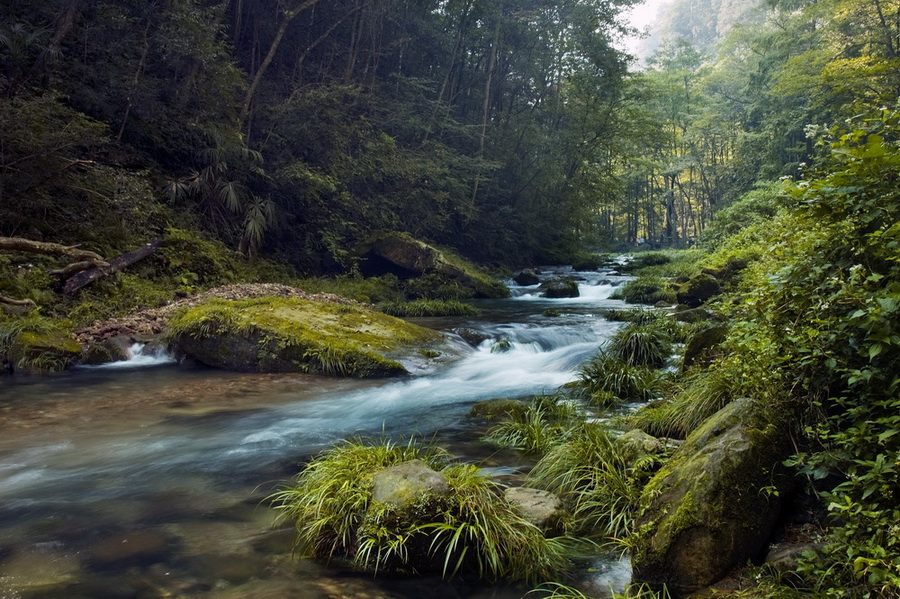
[576,355,663,404]
[270,437,573,583]
[606,322,672,368]
[527,423,661,542]
[483,395,582,454]
[378,299,479,317]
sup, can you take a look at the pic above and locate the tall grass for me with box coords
[606,322,672,368]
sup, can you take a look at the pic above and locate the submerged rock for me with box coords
[353,231,510,298]
[167,296,440,377]
[631,397,795,594]
[470,397,528,421]
[372,459,450,508]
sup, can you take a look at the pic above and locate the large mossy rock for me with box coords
[353,232,510,298]
[682,323,728,372]
[676,273,722,308]
[167,296,440,377]
[7,329,81,373]
[539,277,580,298]
[631,397,795,594]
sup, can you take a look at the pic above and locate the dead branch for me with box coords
[64,239,162,295]
[0,236,109,265]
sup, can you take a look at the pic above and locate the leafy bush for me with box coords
[270,437,574,583]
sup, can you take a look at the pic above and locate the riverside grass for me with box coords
[269,437,575,583]
[483,395,583,454]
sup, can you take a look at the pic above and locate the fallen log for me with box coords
[0,236,108,266]
[63,239,163,295]
[0,295,36,307]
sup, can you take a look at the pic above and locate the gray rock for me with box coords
[513,269,541,286]
[372,460,450,508]
[615,429,664,462]
[504,487,562,530]
[631,398,795,594]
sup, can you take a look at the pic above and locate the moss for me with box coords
[167,296,440,377]
[7,327,80,373]
[470,398,529,421]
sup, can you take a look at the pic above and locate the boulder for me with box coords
[615,429,664,462]
[676,274,722,308]
[79,335,131,365]
[372,459,450,508]
[672,307,714,323]
[7,329,81,373]
[540,277,580,298]
[503,487,563,531]
[167,297,439,377]
[453,327,490,348]
[682,323,728,371]
[513,269,541,286]
[631,398,795,594]
[353,232,510,298]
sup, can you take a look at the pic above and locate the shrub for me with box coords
[270,437,574,583]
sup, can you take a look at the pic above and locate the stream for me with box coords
[0,266,636,599]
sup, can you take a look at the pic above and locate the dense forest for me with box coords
[1,0,899,597]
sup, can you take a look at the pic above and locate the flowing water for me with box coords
[0,267,636,599]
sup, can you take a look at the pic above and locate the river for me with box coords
[0,266,635,599]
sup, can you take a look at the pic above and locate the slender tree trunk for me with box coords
[470,16,501,206]
[117,18,153,142]
[240,0,321,127]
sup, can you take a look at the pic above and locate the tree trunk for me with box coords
[0,236,107,265]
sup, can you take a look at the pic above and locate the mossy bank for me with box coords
[166,296,441,377]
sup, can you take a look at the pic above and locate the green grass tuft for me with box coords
[378,299,480,317]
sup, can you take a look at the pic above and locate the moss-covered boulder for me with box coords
[539,277,580,298]
[166,296,440,377]
[7,329,81,373]
[353,232,509,298]
[631,397,794,594]
[676,273,722,308]
[513,269,541,286]
[372,460,450,508]
[682,323,728,372]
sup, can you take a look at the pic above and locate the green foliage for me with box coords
[378,300,479,318]
[0,313,78,373]
[270,437,574,583]
[403,273,476,301]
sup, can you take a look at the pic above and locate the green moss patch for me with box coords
[166,296,440,377]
